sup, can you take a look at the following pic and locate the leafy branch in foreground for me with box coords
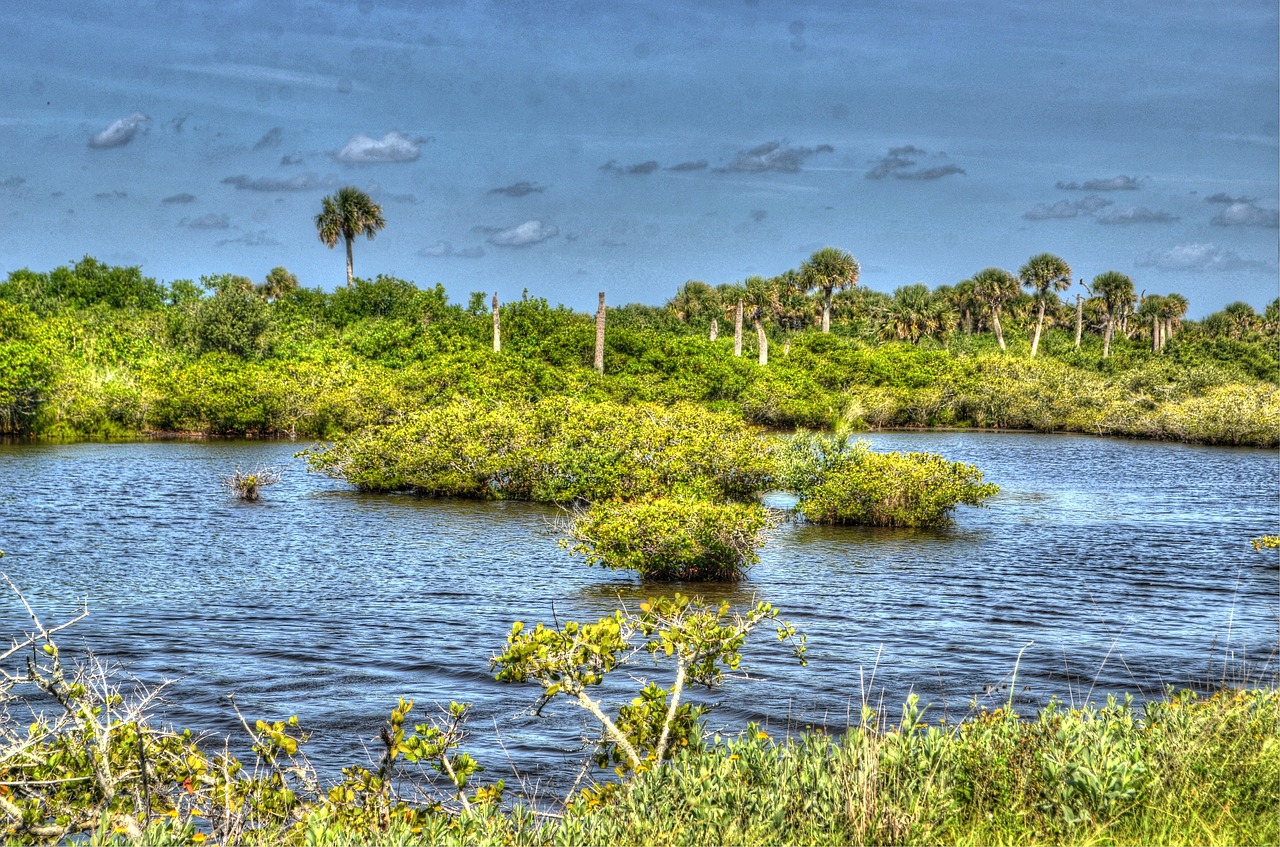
[491,594,806,774]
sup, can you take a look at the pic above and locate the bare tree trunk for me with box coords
[733,302,743,357]
[992,309,1007,351]
[492,293,501,353]
[754,316,768,366]
[1030,300,1046,357]
[1151,315,1159,353]
[1103,317,1113,358]
[783,336,791,356]
[1074,293,1083,349]
[594,291,606,375]
[344,236,354,288]
[709,316,719,341]
[822,289,832,333]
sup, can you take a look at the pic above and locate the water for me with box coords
[0,433,1276,796]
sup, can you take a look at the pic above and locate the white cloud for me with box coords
[217,230,280,247]
[89,113,149,149]
[489,181,545,197]
[1135,242,1271,273]
[1057,175,1140,191]
[865,146,962,180]
[181,213,231,230]
[486,220,559,247]
[1211,202,1279,228]
[418,241,486,259]
[1097,206,1179,225]
[1204,192,1256,204]
[170,63,341,90]
[729,141,834,174]
[222,173,323,191]
[335,131,420,164]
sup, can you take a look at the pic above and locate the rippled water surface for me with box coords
[1,433,1276,791]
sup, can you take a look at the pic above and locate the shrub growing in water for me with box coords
[562,497,775,581]
[778,431,999,526]
[221,466,283,501]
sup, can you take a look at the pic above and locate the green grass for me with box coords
[89,688,1275,846]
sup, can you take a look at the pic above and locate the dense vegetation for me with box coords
[2,253,1277,842]
[0,256,1275,446]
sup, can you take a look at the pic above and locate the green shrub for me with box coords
[189,288,271,358]
[778,431,999,526]
[307,398,773,504]
[563,498,775,580]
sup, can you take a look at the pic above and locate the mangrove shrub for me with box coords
[778,431,999,526]
[563,498,775,581]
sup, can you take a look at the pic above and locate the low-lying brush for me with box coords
[2,577,1273,847]
[561,498,776,581]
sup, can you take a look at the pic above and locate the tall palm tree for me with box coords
[1019,253,1072,357]
[315,186,386,287]
[800,247,860,333]
[969,267,1020,351]
[1160,292,1189,349]
[743,275,776,365]
[717,282,746,356]
[1090,271,1135,358]
[1138,293,1165,353]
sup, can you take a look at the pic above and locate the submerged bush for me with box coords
[778,431,999,526]
[221,465,282,501]
[562,498,775,581]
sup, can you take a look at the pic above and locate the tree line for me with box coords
[0,251,1275,445]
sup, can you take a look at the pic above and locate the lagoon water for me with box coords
[0,433,1276,793]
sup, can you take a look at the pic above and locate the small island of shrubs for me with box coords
[304,397,999,580]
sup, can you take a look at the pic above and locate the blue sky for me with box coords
[1,0,1276,317]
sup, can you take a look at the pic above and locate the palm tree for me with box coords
[1019,253,1072,357]
[1160,293,1189,349]
[877,284,956,345]
[969,267,1020,351]
[717,282,746,356]
[939,279,980,335]
[667,280,721,339]
[800,247,860,333]
[315,186,386,288]
[1261,298,1280,335]
[743,275,776,365]
[770,269,813,354]
[1138,293,1165,353]
[1090,271,1135,358]
[258,266,298,302]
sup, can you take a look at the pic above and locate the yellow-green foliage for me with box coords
[549,689,1280,847]
[778,431,999,526]
[3,260,1277,447]
[306,397,772,504]
[564,498,775,581]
